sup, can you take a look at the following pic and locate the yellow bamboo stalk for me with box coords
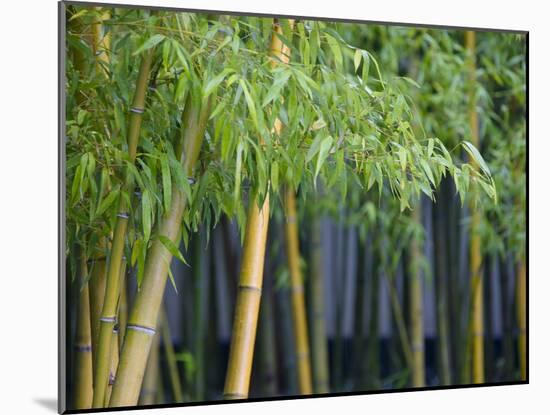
[73,254,93,409]
[466,30,485,384]
[91,8,111,77]
[517,260,526,380]
[118,269,128,351]
[104,327,119,406]
[139,329,161,406]
[93,49,155,408]
[109,96,211,408]
[223,18,293,400]
[410,208,425,387]
[284,188,313,394]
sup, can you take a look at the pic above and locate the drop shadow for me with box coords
[34,398,57,413]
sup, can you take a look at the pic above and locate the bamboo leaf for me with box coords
[96,186,120,216]
[315,135,333,181]
[161,154,172,213]
[134,34,165,56]
[159,235,189,265]
[142,189,152,242]
[462,141,491,176]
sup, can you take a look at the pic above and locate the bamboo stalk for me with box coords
[517,260,526,380]
[366,259,381,389]
[91,8,111,77]
[466,30,485,384]
[118,268,128,351]
[310,215,330,394]
[88,243,106,375]
[223,18,293,400]
[109,94,211,407]
[434,199,452,385]
[139,329,161,405]
[104,327,119,406]
[92,49,155,408]
[73,254,93,409]
[284,188,313,394]
[385,272,414,375]
[223,192,270,399]
[409,207,425,387]
[257,267,279,396]
[161,309,183,403]
[191,232,210,401]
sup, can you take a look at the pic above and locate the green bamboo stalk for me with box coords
[109,93,211,407]
[434,200,452,385]
[409,207,425,387]
[73,253,93,409]
[161,309,183,403]
[191,232,210,401]
[517,260,526,380]
[385,272,414,377]
[88,242,106,375]
[466,30,485,385]
[223,18,293,401]
[310,215,330,394]
[284,188,313,395]
[92,48,155,408]
[366,260,381,389]
[257,268,279,396]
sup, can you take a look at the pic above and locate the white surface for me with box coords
[0,0,545,413]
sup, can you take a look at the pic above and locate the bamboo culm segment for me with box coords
[223,18,293,400]
[284,188,313,394]
[73,255,93,409]
[223,193,270,399]
[310,216,330,393]
[410,207,425,387]
[139,330,161,406]
[109,96,211,407]
[89,247,106,375]
[105,328,119,406]
[466,30,485,384]
[92,49,154,408]
[517,260,526,380]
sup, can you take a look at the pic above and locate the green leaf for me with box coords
[96,186,120,216]
[142,189,152,242]
[159,235,188,265]
[354,49,362,72]
[239,79,259,132]
[462,141,491,176]
[315,135,333,181]
[161,154,172,213]
[203,68,234,98]
[262,70,291,107]
[399,146,407,172]
[133,34,165,56]
[271,160,279,190]
[326,35,343,69]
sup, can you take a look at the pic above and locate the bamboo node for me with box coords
[130,107,145,114]
[127,324,156,336]
[73,343,92,352]
[116,212,129,219]
[223,393,247,400]
[100,316,117,323]
[238,284,262,294]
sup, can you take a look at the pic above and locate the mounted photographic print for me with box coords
[59,1,528,413]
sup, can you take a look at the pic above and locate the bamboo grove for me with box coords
[64,4,526,410]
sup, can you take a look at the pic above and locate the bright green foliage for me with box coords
[65,7,497,285]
